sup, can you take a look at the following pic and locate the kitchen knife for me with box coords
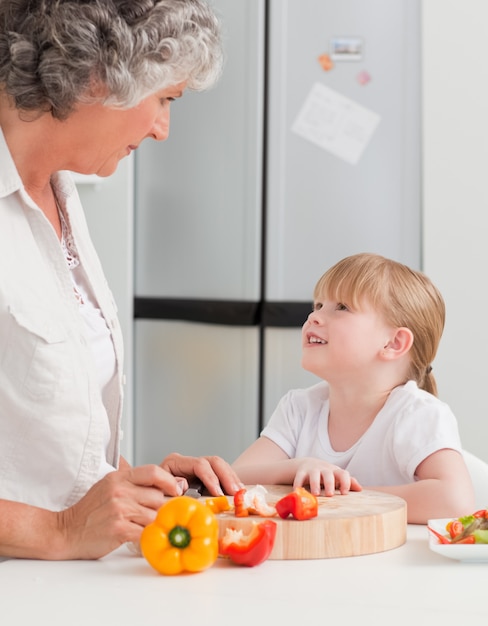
[184,479,204,498]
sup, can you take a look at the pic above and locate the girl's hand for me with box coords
[293,458,362,496]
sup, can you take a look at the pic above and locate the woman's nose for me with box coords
[151,110,170,141]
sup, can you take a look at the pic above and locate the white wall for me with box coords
[77,1,488,466]
[422,0,488,461]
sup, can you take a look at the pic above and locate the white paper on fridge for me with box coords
[291,82,381,165]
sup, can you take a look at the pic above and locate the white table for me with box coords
[1,524,486,626]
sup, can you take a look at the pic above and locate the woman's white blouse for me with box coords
[0,129,125,511]
[60,208,117,481]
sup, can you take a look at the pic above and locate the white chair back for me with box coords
[462,449,488,510]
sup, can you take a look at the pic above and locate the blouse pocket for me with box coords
[3,305,70,400]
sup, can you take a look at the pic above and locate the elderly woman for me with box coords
[0,0,242,560]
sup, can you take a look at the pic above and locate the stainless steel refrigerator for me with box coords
[133,0,421,465]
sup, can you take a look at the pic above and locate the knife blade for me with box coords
[184,479,204,498]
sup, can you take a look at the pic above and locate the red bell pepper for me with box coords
[219,520,277,567]
[275,487,318,521]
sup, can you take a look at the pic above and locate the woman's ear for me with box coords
[381,327,414,361]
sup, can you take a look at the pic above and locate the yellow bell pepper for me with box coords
[140,496,219,575]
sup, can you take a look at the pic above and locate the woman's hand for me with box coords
[293,458,362,496]
[57,464,185,560]
[161,452,243,497]
[55,454,242,560]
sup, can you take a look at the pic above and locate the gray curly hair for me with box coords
[0,0,223,120]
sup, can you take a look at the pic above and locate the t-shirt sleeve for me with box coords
[392,398,463,480]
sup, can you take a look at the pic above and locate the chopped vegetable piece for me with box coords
[455,536,476,544]
[219,520,277,567]
[140,496,219,575]
[275,487,318,520]
[234,485,277,517]
[446,520,464,539]
[472,530,488,544]
[205,495,232,514]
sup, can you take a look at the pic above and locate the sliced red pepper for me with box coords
[233,486,277,518]
[430,526,477,545]
[219,520,277,567]
[446,519,464,539]
[428,526,452,544]
[455,535,476,544]
[275,487,318,521]
[234,489,250,517]
[473,509,488,519]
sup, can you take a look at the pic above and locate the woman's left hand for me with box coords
[160,452,244,496]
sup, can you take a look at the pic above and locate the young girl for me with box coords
[233,253,474,523]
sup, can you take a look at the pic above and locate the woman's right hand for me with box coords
[57,464,184,560]
[292,457,362,497]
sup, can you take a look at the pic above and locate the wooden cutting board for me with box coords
[207,485,407,560]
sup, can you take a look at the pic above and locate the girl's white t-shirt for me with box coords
[261,380,463,486]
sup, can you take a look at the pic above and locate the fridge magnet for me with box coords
[330,37,363,61]
[291,82,381,165]
[356,70,371,86]
[317,53,334,72]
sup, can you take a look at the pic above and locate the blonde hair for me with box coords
[314,253,445,396]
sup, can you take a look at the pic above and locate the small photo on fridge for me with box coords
[330,37,363,61]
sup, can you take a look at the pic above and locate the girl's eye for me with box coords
[312,302,323,311]
[336,302,349,311]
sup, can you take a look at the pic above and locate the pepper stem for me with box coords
[168,525,191,549]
